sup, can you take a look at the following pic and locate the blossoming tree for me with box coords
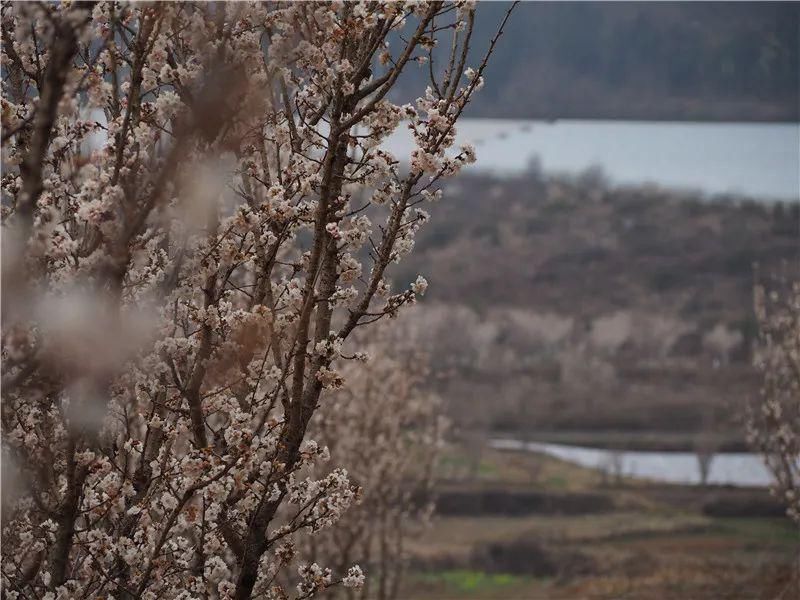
[303,324,445,600]
[0,1,513,598]
[751,280,800,523]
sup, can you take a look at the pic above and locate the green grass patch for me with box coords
[415,569,529,594]
[544,475,568,489]
[437,452,498,477]
[710,518,800,546]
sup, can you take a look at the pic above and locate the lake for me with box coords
[490,438,773,487]
[381,119,800,202]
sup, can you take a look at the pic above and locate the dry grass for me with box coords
[403,444,800,599]
[437,444,608,490]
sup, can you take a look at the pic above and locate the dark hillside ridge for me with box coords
[393,2,799,122]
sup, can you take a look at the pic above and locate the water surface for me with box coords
[382,119,800,201]
[490,438,773,487]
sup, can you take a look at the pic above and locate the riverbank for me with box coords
[400,444,798,599]
[489,438,771,487]
[487,430,751,452]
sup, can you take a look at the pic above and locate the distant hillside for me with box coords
[396,172,799,320]
[393,2,799,122]
[392,172,799,436]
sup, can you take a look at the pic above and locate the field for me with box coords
[399,445,800,599]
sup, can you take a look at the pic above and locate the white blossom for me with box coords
[342,565,365,588]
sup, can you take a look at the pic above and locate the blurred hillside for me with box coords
[393,171,799,440]
[398,173,798,318]
[394,1,799,121]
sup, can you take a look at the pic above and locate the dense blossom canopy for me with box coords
[0,1,512,598]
